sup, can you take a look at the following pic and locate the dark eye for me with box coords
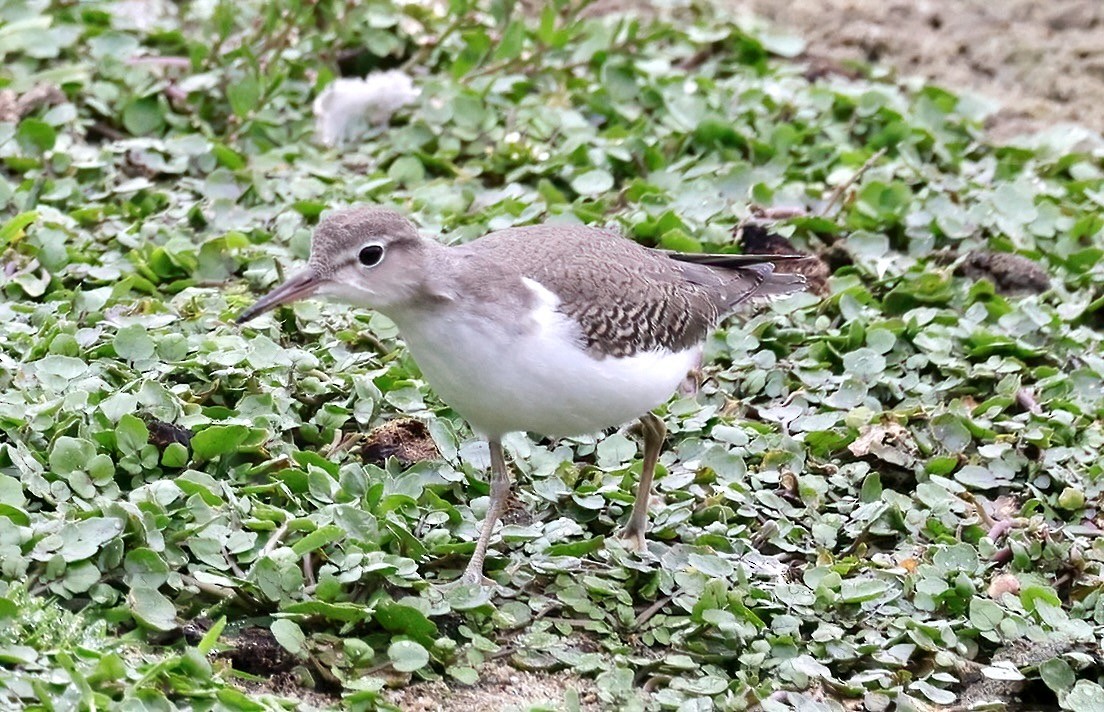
[358,244,384,267]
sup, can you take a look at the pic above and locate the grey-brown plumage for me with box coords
[239,207,807,358]
[443,223,807,358]
[237,206,810,585]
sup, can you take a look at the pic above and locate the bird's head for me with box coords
[236,206,440,323]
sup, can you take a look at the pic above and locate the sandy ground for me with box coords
[734,0,1104,139]
[382,661,601,712]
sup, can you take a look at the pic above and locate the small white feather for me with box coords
[312,71,419,146]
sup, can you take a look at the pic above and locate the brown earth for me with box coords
[734,0,1104,140]
[382,661,601,712]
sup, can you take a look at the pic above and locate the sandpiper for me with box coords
[237,207,808,584]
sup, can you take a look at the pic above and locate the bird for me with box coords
[237,206,808,585]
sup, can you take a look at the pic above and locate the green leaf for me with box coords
[571,169,615,196]
[930,414,972,452]
[270,619,306,657]
[49,437,97,475]
[227,76,261,118]
[839,578,889,603]
[859,473,882,502]
[190,425,250,461]
[116,414,149,455]
[1021,582,1062,613]
[129,586,177,631]
[16,118,56,153]
[290,525,344,556]
[388,156,425,186]
[114,325,156,361]
[0,474,26,509]
[757,31,806,58]
[56,517,125,562]
[968,598,1003,631]
[448,666,478,684]
[1064,681,1104,712]
[451,28,491,77]
[388,640,429,673]
[198,616,228,655]
[492,21,526,61]
[1040,658,1075,693]
[932,544,979,575]
[122,97,165,135]
[375,602,438,646]
[0,211,37,245]
[842,348,886,379]
[124,548,170,589]
[162,442,189,468]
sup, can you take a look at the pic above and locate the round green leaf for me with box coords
[388,640,429,673]
[49,437,97,475]
[16,118,56,153]
[129,586,177,631]
[122,97,165,136]
[570,169,614,196]
[842,348,886,379]
[1040,658,1075,693]
[190,425,250,461]
[114,325,156,362]
[271,619,306,657]
[161,442,189,468]
[116,414,149,455]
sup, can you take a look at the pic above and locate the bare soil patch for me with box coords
[735,0,1104,139]
[382,661,601,712]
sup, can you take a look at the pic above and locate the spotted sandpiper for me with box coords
[237,207,808,584]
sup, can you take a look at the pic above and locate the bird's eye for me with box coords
[358,244,384,267]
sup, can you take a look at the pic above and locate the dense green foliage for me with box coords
[2,0,1104,709]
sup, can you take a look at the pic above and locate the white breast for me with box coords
[393,279,701,439]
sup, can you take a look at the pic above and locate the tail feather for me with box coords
[664,251,811,309]
[664,252,810,268]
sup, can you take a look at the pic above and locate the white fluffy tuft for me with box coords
[312,71,419,146]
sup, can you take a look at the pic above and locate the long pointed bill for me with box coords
[236,269,323,324]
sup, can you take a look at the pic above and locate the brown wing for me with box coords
[459,225,805,358]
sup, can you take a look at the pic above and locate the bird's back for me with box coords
[450,224,804,358]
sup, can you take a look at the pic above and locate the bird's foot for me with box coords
[433,567,496,593]
[617,526,648,554]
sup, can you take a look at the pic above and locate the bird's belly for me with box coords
[395,312,700,439]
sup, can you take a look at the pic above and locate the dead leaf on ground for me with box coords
[848,421,917,467]
[956,250,1051,294]
[359,418,439,466]
[0,84,66,122]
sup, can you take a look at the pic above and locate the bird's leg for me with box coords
[619,412,666,553]
[459,438,511,585]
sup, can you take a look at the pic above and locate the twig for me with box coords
[181,574,236,600]
[1015,388,1042,414]
[88,122,126,142]
[400,15,466,72]
[750,206,810,220]
[819,147,888,217]
[260,520,290,558]
[223,547,246,578]
[126,56,192,68]
[633,595,672,629]
[302,553,316,588]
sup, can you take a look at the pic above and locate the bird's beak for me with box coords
[236,269,322,324]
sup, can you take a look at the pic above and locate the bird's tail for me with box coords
[667,253,810,308]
